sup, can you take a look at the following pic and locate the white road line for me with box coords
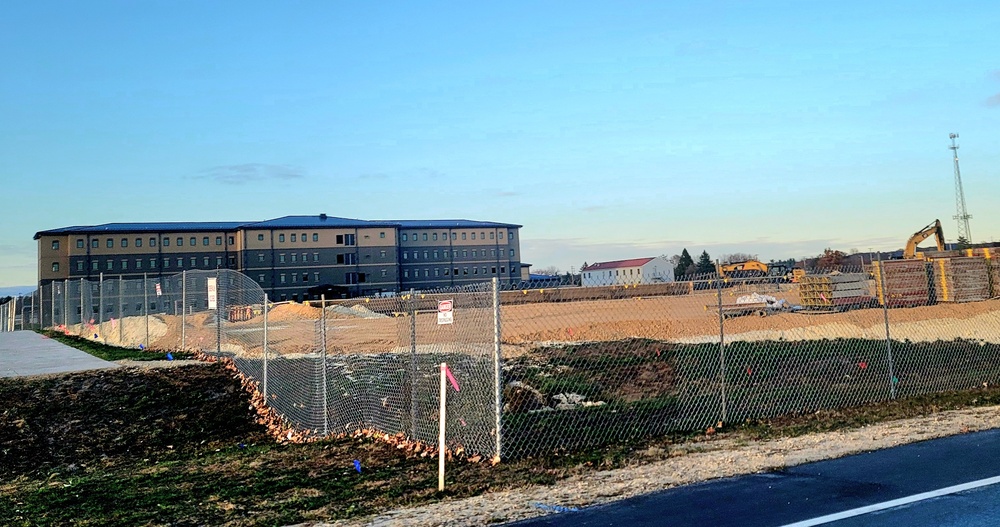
[780,474,1000,527]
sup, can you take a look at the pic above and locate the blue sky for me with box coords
[1,1,998,286]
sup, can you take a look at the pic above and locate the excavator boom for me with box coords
[903,219,946,259]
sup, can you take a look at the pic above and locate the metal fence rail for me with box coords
[24,260,1000,461]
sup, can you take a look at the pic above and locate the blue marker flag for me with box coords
[166,352,174,361]
[353,460,361,473]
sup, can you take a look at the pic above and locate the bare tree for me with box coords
[720,253,759,264]
[533,266,562,276]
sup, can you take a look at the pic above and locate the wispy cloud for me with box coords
[987,93,1000,107]
[195,164,306,185]
[494,190,520,198]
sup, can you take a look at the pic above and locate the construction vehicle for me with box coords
[716,260,793,281]
[903,219,946,259]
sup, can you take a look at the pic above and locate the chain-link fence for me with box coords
[29,257,1000,461]
[0,290,42,332]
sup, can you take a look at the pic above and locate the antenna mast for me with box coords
[949,133,972,244]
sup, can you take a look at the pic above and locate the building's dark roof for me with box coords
[35,216,522,239]
[34,222,249,239]
[389,219,522,229]
[582,258,655,271]
[244,215,399,229]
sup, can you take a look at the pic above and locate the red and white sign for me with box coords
[437,299,453,325]
[155,283,162,296]
[207,277,218,310]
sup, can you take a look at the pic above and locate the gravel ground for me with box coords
[301,405,1000,527]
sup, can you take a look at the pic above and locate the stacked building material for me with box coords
[873,260,930,307]
[990,259,1000,298]
[798,273,872,309]
[931,257,990,303]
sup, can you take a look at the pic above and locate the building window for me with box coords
[135,259,142,269]
[313,253,319,262]
[107,239,114,248]
[258,234,265,241]
[279,234,285,242]
[490,232,495,240]
[216,257,222,267]
[380,250,386,258]
[161,237,169,247]
[301,273,308,283]
[177,237,183,246]
[432,233,438,241]
[215,236,222,245]
[135,238,142,247]
[472,250,477,257]
[150,258,157,268]
[433,250,439,259]
[313,272,319,283]
[313,233,319,242]
[403,270,409,278]
[491,249,496,257]
[279,254,286,263]
[424,269,429,277]
[163,258,170,268]
[280,274,286,284]
[481,232,485,239]
[499,232,504,240]
[462,233,467,240]
[51,240,60,250]
[463,250,468,258]
[92,239,99,249]
[107,260,114,270]
[508,230,515,239]
[434,268,440,277]
[471,232,476,240]
[491,266,496,274]
[228,255,235,266]
[453,250,459,258]
[229,236,235,244]
[76,261,83,271]
[258,274,265,282]
[76,239,84,249]
[291,234,297,242]
[280,294,287,301]
[482,266,487,275]
[424,250,429,259]
[52,262,59,272]
[422,233,428,241]
[92,261,99,271]
[403,252,408,260]
[413,250,418,260]
[291,273,297,283]
[291,253,297,263]
[473,267,478,274]
[510,249,515,257]
[345,234,356,246]
[150,237,157,247]
[190,237,196,246]
[258,253,265,262]
[453,268,459,275]
[381,269,387,277]
[380,232,385,239]
[463,267,469,275]
[402,234,408,242]
[203,257,209,267]
[501,266,506,273]
[120,238,127,248]
[445,268,450,275]
[190,257,196,267]
[451,233,457,240]
[346,272,359,285]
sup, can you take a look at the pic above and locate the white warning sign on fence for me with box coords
[155,283,162,296]
[207,277,218,310]
[437,299,454,325]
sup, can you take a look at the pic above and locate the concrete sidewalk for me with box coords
[0,330,119,378]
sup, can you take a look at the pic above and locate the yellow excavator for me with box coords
[903,219,946,259]
[716,260,799,281]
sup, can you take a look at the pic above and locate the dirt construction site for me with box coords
[61,283,1000,358]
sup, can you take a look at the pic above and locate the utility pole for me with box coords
[949,133,973,245]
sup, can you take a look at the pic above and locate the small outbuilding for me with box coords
[581,256,675,287]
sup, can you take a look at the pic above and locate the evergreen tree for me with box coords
[695,250,715,274]
[675,249,695,278]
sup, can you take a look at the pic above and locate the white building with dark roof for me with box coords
[581,256,674,287]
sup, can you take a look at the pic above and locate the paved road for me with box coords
[0,330,119,377]
[509,428,1000,527]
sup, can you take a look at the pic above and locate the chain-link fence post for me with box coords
[492,277,503,463]
[143,273,149,348]
[79,278,85,332]
[262,293,269,401]
[118,276,124,344]
[98,273,104,341]
[214,270,221,356]
[320,294,329,436]
[409,288,418,440]
[62,279,68,328]
[181,270,187,350]
[716,261,728,423]
[876,252,897,399]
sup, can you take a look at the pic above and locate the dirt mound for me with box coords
[0,365,267,476]
[268,302,321,321]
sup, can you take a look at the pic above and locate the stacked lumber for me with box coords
[932,257,990,303]
[798,273,872,309]
[873,260,930,307]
